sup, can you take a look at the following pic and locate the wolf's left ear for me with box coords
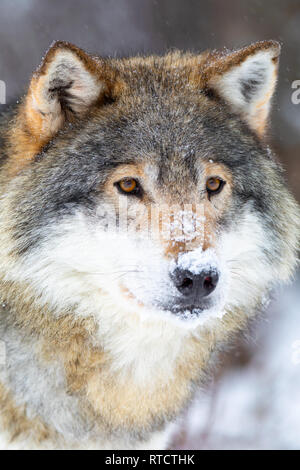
[204,41,281,136]
[24,41,111,144]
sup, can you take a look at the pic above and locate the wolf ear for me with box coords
[24,41,109,143]
[204,41,281,136]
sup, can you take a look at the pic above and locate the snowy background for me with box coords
[0,0,299,450]
[172,276,300,449]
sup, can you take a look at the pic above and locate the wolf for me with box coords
[0,40,298,449]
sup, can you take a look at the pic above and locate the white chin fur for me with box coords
[3,206,272,384]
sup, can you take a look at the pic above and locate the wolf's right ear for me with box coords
[24,41,110,144]
[7,42,118,174]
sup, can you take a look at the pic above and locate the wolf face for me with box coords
[1,41,298,330]
[0,40,299,449]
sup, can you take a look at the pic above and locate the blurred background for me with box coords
[0,0,299,449]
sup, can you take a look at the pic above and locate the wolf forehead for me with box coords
[10,40,281,182]
[25,97,266,215]
[11,120,271,259]
[3,41,286,249]
[37,53,264,169]
[38,92,256,181]
[31,68,265,194]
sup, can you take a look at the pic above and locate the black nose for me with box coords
[171,267,219,299]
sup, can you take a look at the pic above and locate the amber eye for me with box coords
[206,177,225,196]
[115,178,142,197]
[119,178,137,192]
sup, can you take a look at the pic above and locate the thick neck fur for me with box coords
[0,277,246,449]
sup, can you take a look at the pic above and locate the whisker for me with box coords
[112,271,141,281]
[76,269,142,276]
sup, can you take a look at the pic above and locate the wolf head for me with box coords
[1,40,299,329]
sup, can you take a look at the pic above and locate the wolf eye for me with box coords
[206,177,225,196]
[115,178,142,197]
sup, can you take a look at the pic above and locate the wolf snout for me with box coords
[170,266,219,299]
